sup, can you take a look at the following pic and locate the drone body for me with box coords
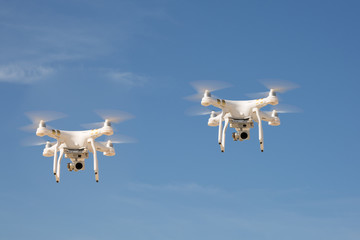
[36,120,116,182]
[24,110,133,183]
[192,81,297,152]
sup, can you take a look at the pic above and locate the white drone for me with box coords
[187,80,298,152]
[23,110,134,183]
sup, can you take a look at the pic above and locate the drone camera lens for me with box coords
[75,162,83,170]
[240,132,248,139]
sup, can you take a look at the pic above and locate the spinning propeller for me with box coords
[185,80,231,101]
[261,79,299,93]
[247,79,299,98]
[22,137,56,147]
[99,135,137,146]
[82,110,134,129]
[264,104,302,114]
[21,111,66,132]
[185,80,230,117]
[185,106,221,116]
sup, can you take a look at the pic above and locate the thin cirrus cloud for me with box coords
[108,71,148,87]
[0,3,166,87]
[0,64,54,84]
[127,182,223,195]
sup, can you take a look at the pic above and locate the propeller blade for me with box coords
[82,110,134,129]
[25,111,66,124]
[185,106,220,116]
[22,111,66,131]
[245,91,269,99]
[260,79,299,93]
[22,137,56,147]
[20,124,39,132]
[246,80,299,99]
[264,104,302,114]
[185,80,231,101]
[100,135,137,145]
[95,109,134,123]
[81,122,104,129]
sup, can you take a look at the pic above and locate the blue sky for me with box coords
[0,0,360,239]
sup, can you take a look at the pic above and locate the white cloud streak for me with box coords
[108,71,148,87]
[0,2,167,85]
[127,182,222,195]
[0,64,54,84]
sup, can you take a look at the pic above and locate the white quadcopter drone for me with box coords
[23,110,134,183]
[188,80,298,152]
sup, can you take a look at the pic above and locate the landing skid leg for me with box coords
[53,142,59,181]
[55,149,64,183]
[217,112,224,151]
[253,108,264,152]
[89,138,99,182]
[220,118,229,152]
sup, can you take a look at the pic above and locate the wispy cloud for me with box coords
[0,2,168,85]
[108,71,148,87]
[127,182,222,195]
[0,64,54,84]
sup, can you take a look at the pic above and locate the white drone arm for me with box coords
[90,141,115,156]
[91,142,108,152]
[99,120,114,136]
[256,110,280,126]
[43,142,56,157]
[267,89,279,105]
[36,122,61,140]
[86,123,114,143]
[208,111,222,127]
[258,111,272,122]
[201,94,228,110]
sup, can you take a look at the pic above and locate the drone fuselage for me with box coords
[35,122,116,182]
[36,122,114,149]
[201,90,278,118]
[202,93,279,123]
[200,89,281,152]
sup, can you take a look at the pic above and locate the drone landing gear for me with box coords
[220,118,229,152]
[53,142,59,177]
[53,148,64,183]
[52,142,64,182]
[253,108,264,152]
[89,138,99,183]
[217,113,229,152]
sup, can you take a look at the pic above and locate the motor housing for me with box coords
[43,148,54,157]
